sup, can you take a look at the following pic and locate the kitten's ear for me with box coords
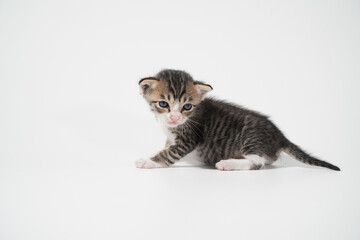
[194,82,213,99]
[139,77,159,95]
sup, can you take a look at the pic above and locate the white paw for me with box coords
[135,158,162,169]
[215,159,258,171]
[216,160,234,171]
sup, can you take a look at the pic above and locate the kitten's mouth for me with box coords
[167,119,184,127]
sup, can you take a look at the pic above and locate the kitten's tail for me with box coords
[283,140,340,171]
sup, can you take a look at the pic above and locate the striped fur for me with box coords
[138,69,340,171]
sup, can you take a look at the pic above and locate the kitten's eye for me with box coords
[183,103,193,111]
[158,101,169,108]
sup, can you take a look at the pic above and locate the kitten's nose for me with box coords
[170,114,181,122]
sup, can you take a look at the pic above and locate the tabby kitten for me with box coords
[136,69,340,171]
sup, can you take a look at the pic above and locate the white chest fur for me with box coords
[159,122,204,165]
[160,123,176,144]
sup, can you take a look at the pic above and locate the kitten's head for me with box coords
[139,69,212,128]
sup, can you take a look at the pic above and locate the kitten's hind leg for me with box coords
[215,159,255,171]
[215,155,268,171]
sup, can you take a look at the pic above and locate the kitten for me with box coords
[136,69,340,171]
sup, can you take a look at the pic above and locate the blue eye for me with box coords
[158,101,169,108]
[183,103,192,111]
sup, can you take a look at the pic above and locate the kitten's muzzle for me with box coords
[170,114,181,122]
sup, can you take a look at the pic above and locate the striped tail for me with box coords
[283,140,340,171]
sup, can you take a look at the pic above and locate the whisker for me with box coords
[185,120,202,140]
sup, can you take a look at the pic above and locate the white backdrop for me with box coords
[1,0,360,239]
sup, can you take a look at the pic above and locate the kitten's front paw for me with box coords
[135,158,162,169]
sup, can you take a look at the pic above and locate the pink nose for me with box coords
[170,115,181,122]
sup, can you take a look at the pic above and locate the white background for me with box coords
[1,0,360,239]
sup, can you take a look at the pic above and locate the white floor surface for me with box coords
[1,154,359,240]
